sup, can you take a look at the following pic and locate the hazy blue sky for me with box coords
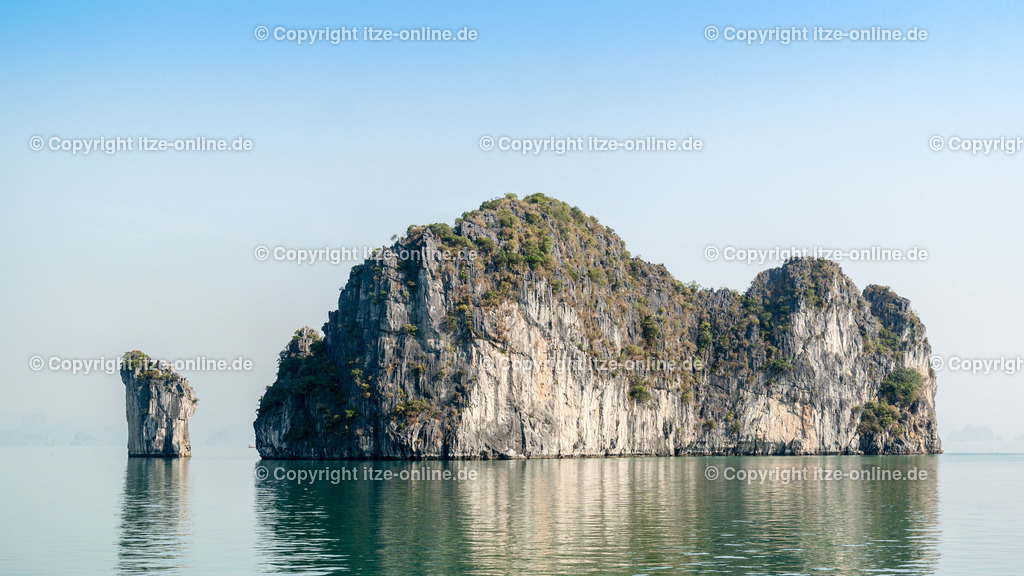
[2,1,1022,444]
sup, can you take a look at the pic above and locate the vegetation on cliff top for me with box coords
[258,330,344,419]
[862,285,927,361]
[122,350,190,392]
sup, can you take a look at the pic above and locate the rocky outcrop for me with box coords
[254,194,940,459]
[122,351,198,457]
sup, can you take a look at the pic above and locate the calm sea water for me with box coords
[0,447,1019,575]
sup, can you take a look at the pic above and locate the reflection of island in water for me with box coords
[255,456,939,575]
[117,458,192,575]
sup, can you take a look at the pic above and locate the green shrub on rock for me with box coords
[879,368,923,407]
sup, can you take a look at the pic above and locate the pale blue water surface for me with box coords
[0,447,1019,575]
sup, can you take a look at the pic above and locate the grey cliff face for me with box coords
[254,195,940,459]
[122,351,198,457]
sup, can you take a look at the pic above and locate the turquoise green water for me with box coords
[0,447,1018,575]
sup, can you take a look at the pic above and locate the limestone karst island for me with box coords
[121,350,197,457]
[252,194,940,460]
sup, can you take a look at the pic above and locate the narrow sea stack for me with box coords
[254,194,940,459]
[122,351,198,457]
